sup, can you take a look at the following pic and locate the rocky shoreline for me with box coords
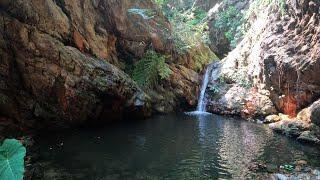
[249,160,320,180]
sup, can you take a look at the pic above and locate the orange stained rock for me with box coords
[282,95,297,118]
[73,30,85,52]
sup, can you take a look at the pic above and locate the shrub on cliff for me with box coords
[214,5,246,48]
[133,50,172,88]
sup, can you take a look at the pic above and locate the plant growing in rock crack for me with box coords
[209,84,221,94]
[0,139,26,180]
[229,70,253,89]
[153,0,211,54]
[214,5,247,48]
[247,0,287,17]
[133,50,172,89]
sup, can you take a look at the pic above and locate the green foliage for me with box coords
[194,48,219,72]
[153,0,169,7]
[230,70,252,89]
[209,84,221,94]
[156,2,210,54]
[133,51,172,88]
[252,0,286,15]
[0,139,26,180]
[174,10,210,53]
[218,76,226,84]
[208,76,226,94]
[283,164,294,171]
[214,5,247,48]
[214,0,286,49]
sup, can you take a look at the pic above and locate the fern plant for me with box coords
[0,139,26,180]
[133,51,172,88]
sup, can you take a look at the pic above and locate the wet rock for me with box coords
[264,115,281,124]
[273,173,288,180]
[295,160,308,167]
[266,164,279,173]
[312,169,320,177]
[275,23,284,33]
[270,166,320,180]
[309,99,320,126]
[206,74,276,118]
[297,131,320,144]
[269,120,311,137]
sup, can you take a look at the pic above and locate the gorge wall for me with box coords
[0,0,211,131]
[205,0,320,143]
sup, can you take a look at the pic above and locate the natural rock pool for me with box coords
[38,114,320,179]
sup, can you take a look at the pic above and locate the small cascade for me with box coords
[196,64,215,112]
[186,63,216,115]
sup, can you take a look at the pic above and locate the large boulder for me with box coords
[297,99,320,126]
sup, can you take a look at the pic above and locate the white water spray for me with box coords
[186,64,216,115]
[196,64,214,112]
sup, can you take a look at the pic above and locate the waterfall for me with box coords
[186,63,216,115]
[196,64,214,112]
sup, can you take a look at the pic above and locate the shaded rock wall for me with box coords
[0,0,204,130]
[0,10,151,130]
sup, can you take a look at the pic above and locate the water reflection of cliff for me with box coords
[197,115,272,179]
[38,114,320,179]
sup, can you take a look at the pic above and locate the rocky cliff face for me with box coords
[0,0,205,131]
[206,0,319,116]
[205,0,320,142]
[261,0,320,117]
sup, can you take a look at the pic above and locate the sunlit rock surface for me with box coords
[206,0,320,123]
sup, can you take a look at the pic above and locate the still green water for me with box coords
[38,114,320,179]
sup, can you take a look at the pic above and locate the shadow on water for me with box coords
[38,114,320,179]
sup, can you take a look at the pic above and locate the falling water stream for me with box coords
[197,64,214,112]
[187,63,217,115]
